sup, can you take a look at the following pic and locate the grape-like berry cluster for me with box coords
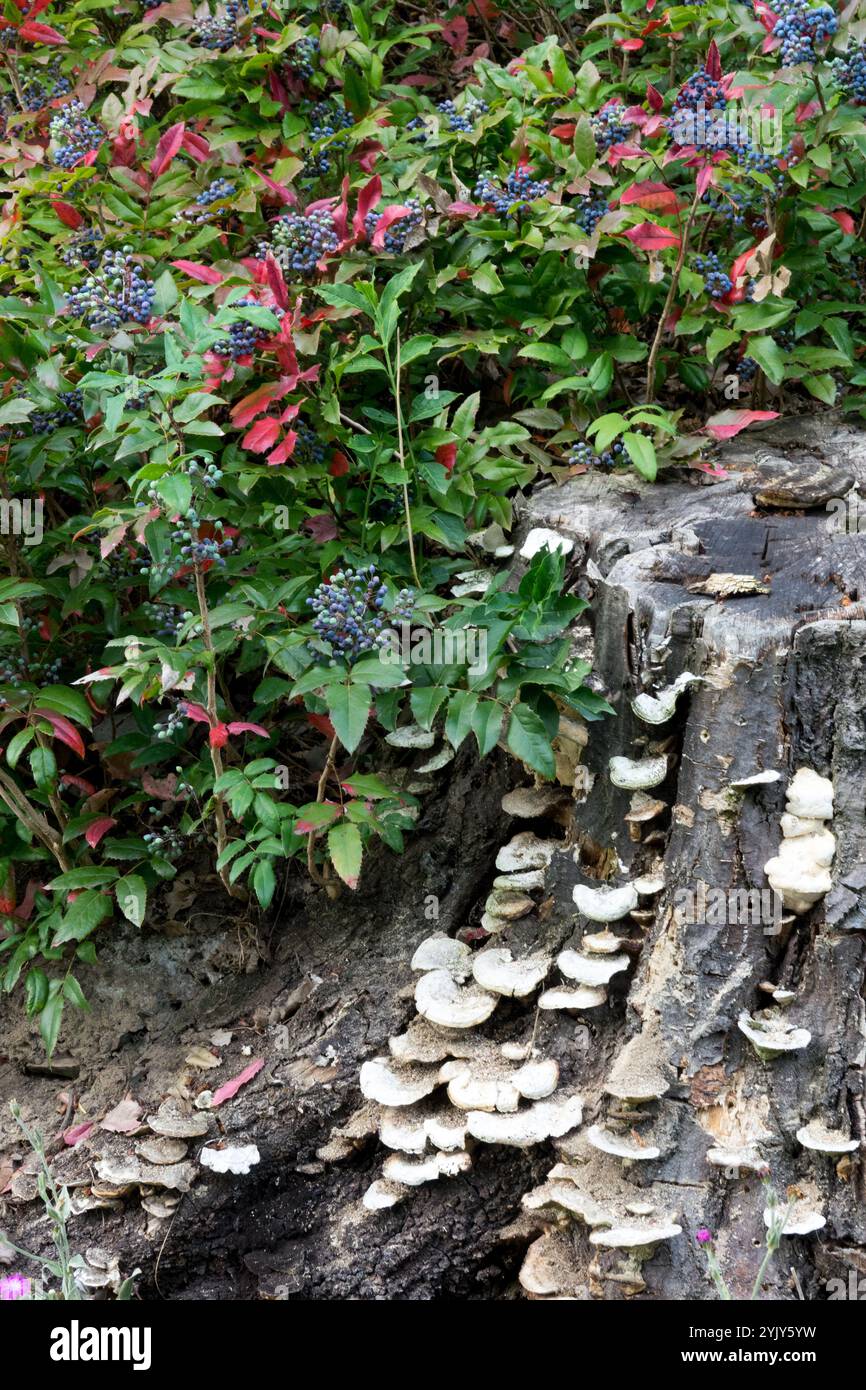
[474,168,550,215]
[264,210,339,276]
[437,94,488,132]
[591,104,632,152]
[695,253,733,298]
[144,601,194,640]
[193,0,249,50]
[30,389,83,435]
[66,247,156,334]
[308,565,414,662]
[287,34,319,79]
[50,98,104,169]
[365,199,423,253]
[294,421,328,468]
[574,192,608,235]
[61,227,103,270]
[772,0,837,66]
[831,45,866,103]
[568,439,628,469]
[305,101,354,174]
[212,298,280,361]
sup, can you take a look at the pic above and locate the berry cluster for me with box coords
[192,0,249,50]
[772,0,837,66]
[17,62,71,113]
[831,45,866,103]
[305,101,354,174]
[143,826,187,859]
[574,192,608,235]
[695,253,733,298]
[287,34,319,79]
[212,298,280,361]
[365,199,423,253]
[673,69,728,116]
[61,227,103,270]
[49,98,104,169]
[307,565,414,663]
[568,439,628,469]
[437,94,488,131]
[30,389,83,435]
[180,177,238,224]
[591,104,632,152]
[143,601,194,640]
[264,209,339,276]
[293,421,328,468]
[173,511,233,567]
[474,168,550,215]
[66,247,156,334]
[736,356,758,382]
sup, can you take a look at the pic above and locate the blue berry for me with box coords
[66,246,156,334]
[591,104,632,152]
[261,209,339,277]
[212,297,281,361]
[307,565,414,663]
[50,98,103,169]
[474,167,550,216]
[772,0,837,67]
[437,94,488,132]
[365,199,423,253]
[831,45,866,103]
[694,253,733,299]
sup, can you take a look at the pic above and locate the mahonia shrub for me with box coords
[0,0,864,1049]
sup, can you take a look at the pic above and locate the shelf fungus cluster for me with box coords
[764,768,835,913]
[354,932,586,1212]
[483,832,559,932]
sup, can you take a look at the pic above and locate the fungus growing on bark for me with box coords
[764,768,835,912]
[501,786,571,819]
[784,767,834,820]
[609,755,668,790]
[539,984,608,1011]
[481,889,536,931]
[495,832,558,873]
[796,1121,860,1155]
[573,882,639,921]
[729,770,781,789]
[589,1219,682,1250]
[136,1136,189,1166]
[624,793,667,824]
[737,1010,811,1061]
[631,672,702,725]
[471,947,551,998]
[520,527,574,559]
[146,1099,210,1139]
[466,1093,584,1147]
[587,1124,661,1162]
[582,930,626,955]
[604,1031,672,1105]
[384,723,436,748]
[410,933,472,978]
[415,969,499,1029]
[557,948,629,987]
[360,1056,442,1106]
[705,1143,766,1173]
[763,1198,825,1236]
[200,1144,261,1175]
[363,1178,406,1210]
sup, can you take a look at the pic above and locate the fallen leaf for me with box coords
[211,1058,265,1106]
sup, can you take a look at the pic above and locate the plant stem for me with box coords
[306,733,339,886]
[193,562,245,900]
[645,186,702,403]
[392,329,421,588]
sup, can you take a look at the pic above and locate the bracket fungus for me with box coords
[557,948,630,988]
[796,1121,860,1155]
[630,672,702,725]
[609,755,668,790]
[582,930,627,955]
[495,832,558,874]
[572,882,639,922]
[360,1056,442,1107]
[705,1143,766,1173]
[415,969,499,1029]
[763,1198,826,1237]
[764,768,835,913]
[539,984,608,1011]
[471,948,551,998]
[200,1144,260,1175]
[410,933,472,979]
[501,786,572,820]
[587,1124,661,1163]
[589,1218,682,1251]
[466,1093,584,1148]
[604,1032,672,1105]
[737,1010,811,1062]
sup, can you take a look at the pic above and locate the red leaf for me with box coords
[440,14,468,51]
[230,377,293,427]
[85,817,116,849]
[616,37,644,50]
[621,222,681,250]
[696,163,717,198]
[370,204,413,250]
[702,409,780,440]
[646,82,664,112]
[182,130,210,162]
[170,259,223,285]
[267,431,298,466]
[181,701,211,725]
[256,170,297,207]
[550,122,575,140]
[209,723,229,749]
[60,773,96,796]
[100,1095,142,1134]
[307,713,336,739]
[226,721,269,738]
[63,1121,94,1147]
[32,710,85,758]
[150,121,186,178]
[329,450,350,477]
[353,174,382,238]
[303,514,339,541]
[212,1058,264,1106]
[705,39,722,80]
[446,200,483,219]
[435,442,457,473]
[51,199,83,229]
[18,19,66,42]
[241,416,282,453]
[264,252,289,310]
[619,180,679,213]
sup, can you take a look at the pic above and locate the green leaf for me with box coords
[52,891,112,947]
[444,689,479,748]
[410,685,448,730]
[748,335,786,387]
[252,858,277,909]
[116,874,147,928]
[471,699,504,757]
[623,431,657,481]
[39,988,64,1058]
[325,682,371,753]
[34,685,93,728]
[705,328,739,363]
[28,745,57,790]
[328,821,363,889]
[506,703,555,778]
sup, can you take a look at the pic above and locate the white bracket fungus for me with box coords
[796,1120,860,1155]
[384,723,437,749]
[737,1010,811,1061]
[501,786,571,819]
[415,969,499,1029]
[382,1151,471,1187]
[482,890,535,924]
[520,527,574,560]
[360,1056,442,1107]
[705,1143,766,1173]
[582,930,626,955]
[587,1124,661,1162]
[495,832,558,874]
[471,948,551,998]
[557,948,629,987]
[539,984,608,1011]
[363,1178,406,1211]
[764,768,835,913]
[630,672,702,725]
[609,755,668,790]
[729,770,781,789]
[466,1093,583,1148]
[763,1199,826,1237]
[410,933,472,979]
[200,1144,260,1175]
[572,882,639,922]
[589,1219,682,1251]
[604,1032,671,1104]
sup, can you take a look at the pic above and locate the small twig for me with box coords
[645,186,703,403]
